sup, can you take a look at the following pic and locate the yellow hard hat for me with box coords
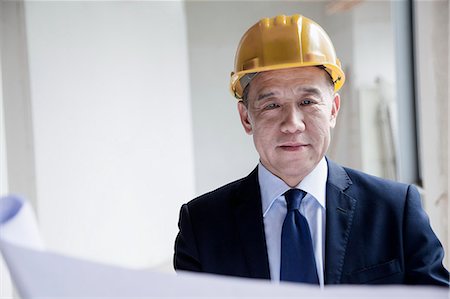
[230,14,345,99]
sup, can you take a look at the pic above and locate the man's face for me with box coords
[238,67,340,187]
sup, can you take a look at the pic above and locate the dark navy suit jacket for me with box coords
[174,160,449,286]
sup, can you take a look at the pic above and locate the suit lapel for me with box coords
[231,167,271,279]
[325,159,357,284]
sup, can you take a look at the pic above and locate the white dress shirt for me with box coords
[258,157,327,286]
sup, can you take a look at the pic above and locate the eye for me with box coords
[263,103,280,110]
[300,99,314,105]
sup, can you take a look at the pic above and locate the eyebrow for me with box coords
[298,87,322,95]
[257,92,275,101]
[256,86,322,101]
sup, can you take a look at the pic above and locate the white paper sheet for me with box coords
[0,195,44,250]
[0,195,448,298]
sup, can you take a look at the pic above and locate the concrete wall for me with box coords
[0,1,12,296]
[1,1,33,297]
[3,1,195,271]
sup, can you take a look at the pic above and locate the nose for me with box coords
[280,105,305,134]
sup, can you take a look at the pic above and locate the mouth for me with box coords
[278,143,308,151]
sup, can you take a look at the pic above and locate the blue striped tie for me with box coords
[280,189,319,284]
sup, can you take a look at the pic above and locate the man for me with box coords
[174,14,449,286]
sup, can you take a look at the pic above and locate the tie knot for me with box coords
[284,189,306,211]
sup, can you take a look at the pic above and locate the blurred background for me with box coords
[0,0,448,296]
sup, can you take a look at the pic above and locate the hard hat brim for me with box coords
[230,62,345,99]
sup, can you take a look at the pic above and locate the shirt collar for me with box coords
[259,157,328,217]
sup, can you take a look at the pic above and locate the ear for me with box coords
[237,101,253,134]
[330,93,340,128]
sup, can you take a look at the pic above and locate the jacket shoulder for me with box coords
[327,159,413,209]
[187,167,258,212]
[341,164,411,195]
